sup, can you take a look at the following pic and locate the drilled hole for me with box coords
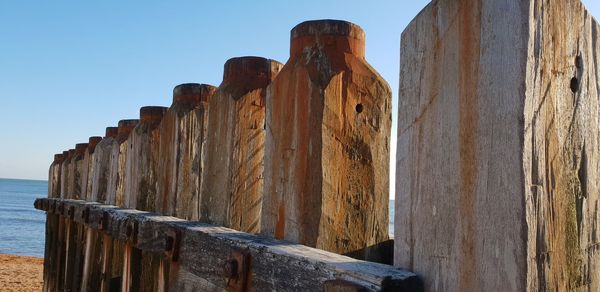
[355,103,364,113]
[570,77,580,93]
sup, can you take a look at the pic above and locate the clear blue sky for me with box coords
[1,1,599,199]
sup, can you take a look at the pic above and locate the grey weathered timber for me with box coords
[35,198,422,292]
[396,0,600,291]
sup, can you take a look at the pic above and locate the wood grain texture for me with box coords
[35,198,422,291]
[395,0,600,291]
[201,57,282,233]
[91,137,119,204]
[262,20,392,260]
[156,84,216,220]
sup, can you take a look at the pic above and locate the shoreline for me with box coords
[0,253,44,291]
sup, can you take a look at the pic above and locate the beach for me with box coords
[0,254,43,291]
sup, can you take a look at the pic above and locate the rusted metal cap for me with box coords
[117,119,139,143]
[105,127,118,138]
[221,57,283,98]
[173,83,217,107]
[140,106,168,124]
[290,19,365,58]
[75,143,89,156]
[88,136,103,154]
[53,154,64,164]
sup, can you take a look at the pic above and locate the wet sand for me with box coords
[0,254,43,292]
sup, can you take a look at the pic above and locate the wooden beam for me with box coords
[35,198,422,292]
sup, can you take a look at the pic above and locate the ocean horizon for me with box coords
[0,178,395,257]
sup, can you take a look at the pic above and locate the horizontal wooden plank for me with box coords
[35,198,422,291]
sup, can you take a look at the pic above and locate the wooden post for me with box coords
[82,136,102,201]
[201,56,282,233]
[123,106,167,292]
[114,120,138,207]
[395,0,600,291]
[60,149,74,199]
[125,106,167,211]
[261,20,392,261]
[48,154,64,198]
[156,83,216,220]
[90,127,118,204]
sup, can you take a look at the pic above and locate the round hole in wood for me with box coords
[355,103,364,113]
[570,77,580,93]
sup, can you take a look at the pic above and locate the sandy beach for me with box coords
[0,254,43,292]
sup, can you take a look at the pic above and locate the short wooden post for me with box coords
[262,20,392,261]
[201,56,282,232]
[395,1,600,291]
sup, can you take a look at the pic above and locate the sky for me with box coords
[0,0,599,200]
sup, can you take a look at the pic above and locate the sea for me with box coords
[0,178,47,257]
[0,178,395,258]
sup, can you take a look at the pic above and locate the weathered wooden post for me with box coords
[82,136,102,200]
[125,106,167,211]
[101,120,138,291]
[201,56,283,233]
[44,153,64,292]
[48,154,64,198]
[261,20,392,261]
[60,149,74,199]
[114,120,139,208]
[157,83,216,220]
[122,106,167,292]
[395,1,600,291]
[90,127,118,204]
[82,127,119,292]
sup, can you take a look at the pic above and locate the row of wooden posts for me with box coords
[44,19,393,291]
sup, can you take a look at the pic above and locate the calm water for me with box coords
[0,178,394,257]
[0,178,47,257]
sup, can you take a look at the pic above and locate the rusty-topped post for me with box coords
[200,57,282,233]
[81,136,102,201]
[90,127,118,204]
[124,106,167,211]
[60,149,75,199]
[261,20,392,261]
[157,83,216,220]
[108,119,138,207]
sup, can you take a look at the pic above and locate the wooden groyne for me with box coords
[36,19,417,291]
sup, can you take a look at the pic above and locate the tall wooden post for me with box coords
[261,20,392,261]
[44,153,63,292]
[156,83,216,220]
[395,0,600,291]
[125,106,167,211]
[81,136,102,201]
[122,106,167,292]
[201,56,282,232]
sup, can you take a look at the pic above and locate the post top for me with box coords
[173,83,217,106]
[105,127,118,138]
[290,19,365,58]
[117,119,139,142]
[140,106,168,124]
[221,57,283,96]
[75,143,88,156]
[53,154,64,163]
